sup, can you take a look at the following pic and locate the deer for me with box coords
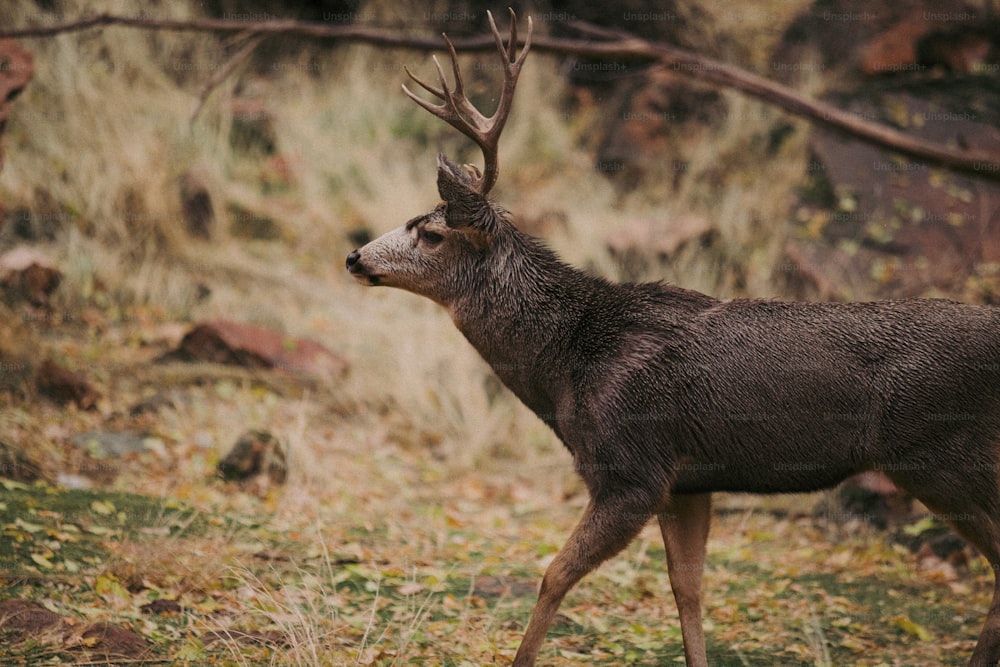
[346,9,1000,666]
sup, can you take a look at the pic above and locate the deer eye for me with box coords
[420,229,444,245]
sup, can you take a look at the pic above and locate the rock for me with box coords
[771,0,983,80]
[772,4,1000,303]
[74,623,149,659]
[918,21,999,73]
[593,69,723,185]
[217,430,287,487]
[0,602,150,660]
[35,359,100,410]
[163,319,349,380]
[179,170,215,239]
[0,39,33,174]
[55,473,93,489]
[781,87,1000,302]
[858,9,941,75]
[0,599,64,635]
[833,471,914,529]
[70,432,150,458]
[0,246,61,308]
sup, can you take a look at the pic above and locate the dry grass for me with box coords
[2,0,812,457]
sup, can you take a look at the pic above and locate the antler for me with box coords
[403,8,533,196]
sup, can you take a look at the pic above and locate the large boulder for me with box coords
[774,0,1000,302]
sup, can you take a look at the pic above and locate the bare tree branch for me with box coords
[2,13,998,181]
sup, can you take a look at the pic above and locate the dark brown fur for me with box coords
[348,159,1000,665]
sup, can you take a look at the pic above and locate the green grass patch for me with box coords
[0,480,211,578]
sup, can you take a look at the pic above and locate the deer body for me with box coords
[435,219,1000,498]
[346,11,1000,666]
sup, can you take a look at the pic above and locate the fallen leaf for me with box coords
[16,518,45,533]
[95,574,130,600]
[31,553,54,569]
[892,614,932,641]
[90,500,116,516]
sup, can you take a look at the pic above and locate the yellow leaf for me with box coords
[31,553,54,569]
[90,500,116,516]
[891,614,932,641]
[95,574,130,599]
[192,597,222,614]
[840,636,866,651]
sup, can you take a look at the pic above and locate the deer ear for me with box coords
[436,154,487,230]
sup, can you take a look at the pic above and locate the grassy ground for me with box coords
[0,0,992,664]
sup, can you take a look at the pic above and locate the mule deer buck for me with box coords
[346,10,1000,666]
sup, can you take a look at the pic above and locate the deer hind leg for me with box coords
[885,466,1000,666]
[512,492,654,667]
[658,493,712,667]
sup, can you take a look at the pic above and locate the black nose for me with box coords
[346,250,361,271]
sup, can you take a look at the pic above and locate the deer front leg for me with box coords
[512,493,653,666]
[658,493,712,667]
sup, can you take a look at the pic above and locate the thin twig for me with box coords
[1,13,998,180]
[190,32,266,123]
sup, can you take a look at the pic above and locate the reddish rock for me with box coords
[859,7,990,75]
[166,319,348,379]
[772,0,985,79]
[0,39,33,173]
[0,599,64,635]
[217,430,287,485]
[36,359,100,410]
[859,10,937,75]
[835,471,914,529]
[76,623,149,658]
[0,246,61,308]
[918,24,997,73]
[782,91,1000,302]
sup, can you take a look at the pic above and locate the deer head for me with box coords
[346,10,533,310]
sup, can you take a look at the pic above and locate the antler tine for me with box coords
[402,62,444,102]
[490,7,533,67]
[402,42,489,153]
[403,8,533,196]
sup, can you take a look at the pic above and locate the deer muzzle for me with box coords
[345,250,380,286]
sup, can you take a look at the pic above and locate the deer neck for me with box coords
[448,232,591,423]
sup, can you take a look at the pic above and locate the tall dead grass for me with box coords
[3,0,813,496]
